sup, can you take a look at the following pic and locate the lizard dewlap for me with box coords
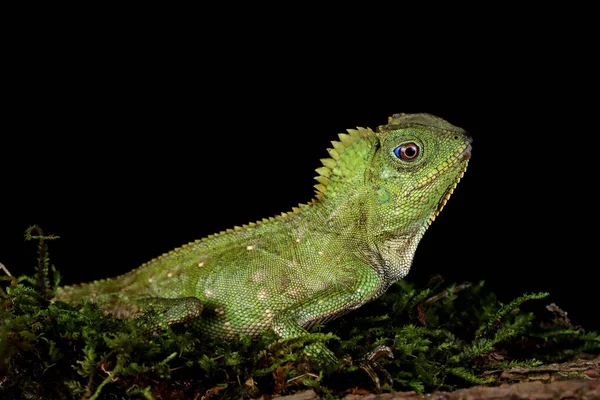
[54,113,472,365]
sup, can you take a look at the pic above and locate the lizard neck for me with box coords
[313,190,431,289]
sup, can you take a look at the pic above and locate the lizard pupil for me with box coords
[394,143,420,161]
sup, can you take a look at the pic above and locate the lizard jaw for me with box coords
[427,158,470,227]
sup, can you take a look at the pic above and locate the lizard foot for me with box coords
[358,345,394,390]
[304,342,339,371]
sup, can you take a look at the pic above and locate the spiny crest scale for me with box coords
[315,126,374,199]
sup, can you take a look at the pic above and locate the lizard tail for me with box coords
[53,280,107,303]
[53,273,142,306]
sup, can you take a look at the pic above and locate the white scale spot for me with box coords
[215,306,225,315]
[204,288,214,298]
[167,272,173,278]
[263,309,274,323]
[318,251,324,256]
[288,287,304,299]
[257,289,268,301]
[198,261,205,267]
[296,238,301,243]
[148,278,153,283]
[252,269,269,283]
[247,245,255,250]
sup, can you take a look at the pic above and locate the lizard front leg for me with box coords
[272,312,339,367]
[271,264,383,369]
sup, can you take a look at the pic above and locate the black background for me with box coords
[2,20,598,333]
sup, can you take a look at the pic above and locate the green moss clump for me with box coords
[1,227,598,399]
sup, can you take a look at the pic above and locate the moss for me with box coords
[1,227,598,399]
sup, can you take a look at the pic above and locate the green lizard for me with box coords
[54,113,471,369]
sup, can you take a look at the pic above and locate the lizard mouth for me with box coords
[460,144,472,161]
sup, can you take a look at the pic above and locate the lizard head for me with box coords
[369,113,472,232]
[314,113,471,236]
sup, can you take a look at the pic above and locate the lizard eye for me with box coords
[393,142,420,161]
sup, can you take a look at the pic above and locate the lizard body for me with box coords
[54,113,472,361]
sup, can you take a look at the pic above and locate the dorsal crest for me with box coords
[314,126,376,200]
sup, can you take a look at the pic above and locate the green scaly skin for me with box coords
[54,113,472,366]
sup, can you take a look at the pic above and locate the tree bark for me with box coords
[274,356,600,400]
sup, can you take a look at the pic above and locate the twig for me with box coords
[0,262,13,298]
[286,372,320,383]
[426,282,472,303]
[1,262,13,276]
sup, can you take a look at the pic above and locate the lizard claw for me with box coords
[358,345,394,390]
